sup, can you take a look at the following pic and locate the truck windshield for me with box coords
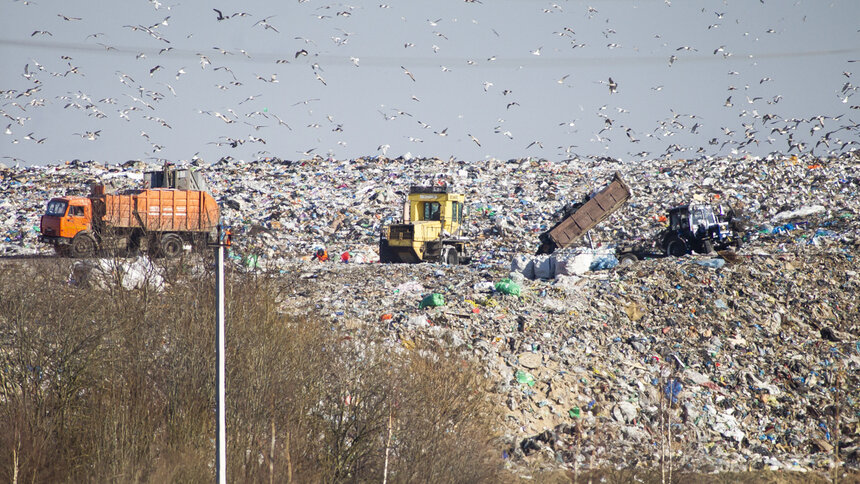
[691,208,715,228]
[46,200,68,216]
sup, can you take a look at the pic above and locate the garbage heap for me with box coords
[270,245,858,474]
[1,151,859,474]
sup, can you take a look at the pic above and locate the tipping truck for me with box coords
[379,184,470,264]
[534,171,745,263]
[536,172,632,255]
[39,182,219,258]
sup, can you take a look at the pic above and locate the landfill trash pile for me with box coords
[1,151,859,475]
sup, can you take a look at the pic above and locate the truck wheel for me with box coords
[618,253,638,266]
[71,234,96,258]
[160,234,183,258]
[666,239,687,257]
[445,247,460,266]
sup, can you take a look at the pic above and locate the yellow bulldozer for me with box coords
[379,184,470,264]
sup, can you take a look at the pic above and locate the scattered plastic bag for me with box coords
[664,378,683,404]
[515,370,536,387]
[694,258,726,269]
[495,278,521,296]
[589,254,618,271]
[511,254,535,280]
[533,255,556,280]
[418,293,445,309]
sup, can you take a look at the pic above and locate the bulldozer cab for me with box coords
[407,185,465,237]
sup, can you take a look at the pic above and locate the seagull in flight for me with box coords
[401,66,416,82]
[253,16,279,33]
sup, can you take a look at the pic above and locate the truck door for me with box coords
[63,201,91,238]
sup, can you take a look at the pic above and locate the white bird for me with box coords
[239,93,262,105]
[213,112,234,123]
[73,130,100,140]
[198,54,211,69]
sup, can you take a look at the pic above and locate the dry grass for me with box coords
[0,257,504,483]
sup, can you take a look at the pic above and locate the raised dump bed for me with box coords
[537,172,632,254]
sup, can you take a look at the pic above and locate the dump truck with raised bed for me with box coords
[39,184,220,258]
[536,172,632,255]
[379,184,470,264]
[535,173,744,262]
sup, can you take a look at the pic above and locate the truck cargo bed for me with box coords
[538,172,631,254]
[100,189,219,233]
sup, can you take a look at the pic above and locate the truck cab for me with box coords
[40,196,95,254]
[379,185,469,264]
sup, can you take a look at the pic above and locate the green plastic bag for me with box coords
[495,278,521,296]
[243,254,260,269]
[515,370,535,387]
[569,407,581,419]
[419,293,445,309]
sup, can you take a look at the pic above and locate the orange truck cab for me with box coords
[39,197,96,255]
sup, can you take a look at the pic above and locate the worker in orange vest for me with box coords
[313,247,329,262]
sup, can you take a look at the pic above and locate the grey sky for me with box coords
[2,0,858,167]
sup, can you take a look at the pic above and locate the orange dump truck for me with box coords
[39,185,220,257]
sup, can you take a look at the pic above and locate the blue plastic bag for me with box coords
[694,258,725,269]
[664,379,683,404]
[589,254,619,271]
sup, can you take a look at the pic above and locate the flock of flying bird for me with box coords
[2,0,859,166]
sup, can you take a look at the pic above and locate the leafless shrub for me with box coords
[0,260,503,483]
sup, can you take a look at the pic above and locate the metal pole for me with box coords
[215,226,227,484]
